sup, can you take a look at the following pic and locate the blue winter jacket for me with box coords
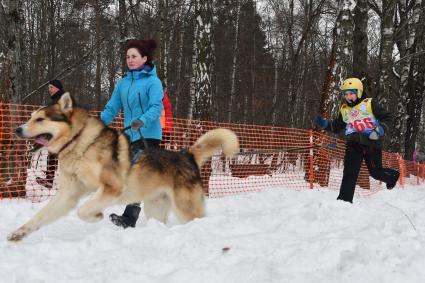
[100,65,163,142]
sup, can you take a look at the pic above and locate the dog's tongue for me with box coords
[35,135,50,146]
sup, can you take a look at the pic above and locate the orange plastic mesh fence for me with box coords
[0,103,423,202]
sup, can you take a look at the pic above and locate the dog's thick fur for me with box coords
[8,93,239,241]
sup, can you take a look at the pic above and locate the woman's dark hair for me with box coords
[125,39,157,66]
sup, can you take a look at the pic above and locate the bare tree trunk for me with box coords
[118,0,128,74]
[320,0,353,119]
[228,0,241,123]
[418,97,425,150]
[2,0,25,102]
[23,1,36,102]
[188,14,197,120]
[286,0,296,125]
[352,0,368,85]
[320,25,338,118]
[404,1,425,159]
[48,0,56,78]
[94,0,102,108]
[34,0,47,103]
[174,2,194,115]
[376,0,396,104]
[106,38,118,99]
[390,1,421,152]
[334,0,354,98]
[271,37,279,124]
[159,0,169,84]
[247,0,256,124]
[0,0,27,196]
[174,15,184,113]
[188,0,213,120]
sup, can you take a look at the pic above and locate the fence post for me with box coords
[417,162,420,186]
[309,130,314,189]
[398,154,405,188]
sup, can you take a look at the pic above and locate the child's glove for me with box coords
[369,125,384,140]
[313,116,329,129]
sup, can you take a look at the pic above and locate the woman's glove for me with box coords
[369,125,384,140]
[313,115,329,129]
[131,119,144,131]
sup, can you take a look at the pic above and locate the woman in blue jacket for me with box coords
[100,39,163,228]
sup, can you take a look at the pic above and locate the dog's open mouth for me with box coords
[34,134,53,146]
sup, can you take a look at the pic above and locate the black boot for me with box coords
[109,204,141,228]
[386,171,400,190]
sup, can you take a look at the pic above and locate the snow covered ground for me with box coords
[1,185,425,283]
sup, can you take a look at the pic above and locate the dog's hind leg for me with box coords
[144,193,171,223]
[8,179,83,242]
[171,184,205,224]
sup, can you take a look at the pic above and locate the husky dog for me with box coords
[8,93,239,241]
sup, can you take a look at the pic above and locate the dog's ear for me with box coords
[58,92,73,114]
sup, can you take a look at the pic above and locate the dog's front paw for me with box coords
[7,227,30,242]
[77,208,103,223]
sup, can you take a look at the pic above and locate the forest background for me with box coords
[1,0,424,159]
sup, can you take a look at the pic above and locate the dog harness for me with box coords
[57,128,84,155]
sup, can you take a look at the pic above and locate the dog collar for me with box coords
[57,127,84,155]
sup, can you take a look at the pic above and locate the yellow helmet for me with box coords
[340,78,363,98]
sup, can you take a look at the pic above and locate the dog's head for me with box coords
[16,92,76,152]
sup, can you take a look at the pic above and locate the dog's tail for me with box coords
[189,128,239,167]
